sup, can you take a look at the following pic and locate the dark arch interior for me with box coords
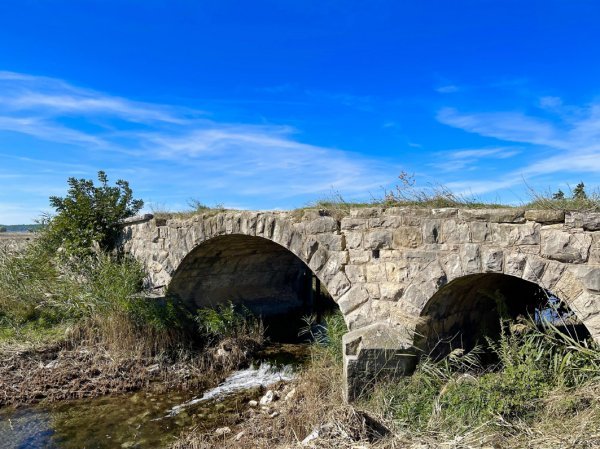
[415,273,590,359]
[168,234,337,341]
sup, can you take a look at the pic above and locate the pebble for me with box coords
[284,388,296,401]
[214,426,232,436]
[248,400,258,407]
[234,430,245,441]
[259,390,275,405]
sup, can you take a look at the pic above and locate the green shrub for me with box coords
[42,170,143,257]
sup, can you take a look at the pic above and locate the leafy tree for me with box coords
[573,182,587,200]
[552,189,565,200]
[0,226,6,233]
[45,171,144,256]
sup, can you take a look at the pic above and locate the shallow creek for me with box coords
[0,343,309,449]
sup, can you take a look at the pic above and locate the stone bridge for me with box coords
[120,207,600,399]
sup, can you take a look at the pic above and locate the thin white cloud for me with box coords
[430,147,520,172]
[436,101,600,195]
[0,72,400,221]
[0,70,196,124]
[437,107,567,149]
[436,85,459,94]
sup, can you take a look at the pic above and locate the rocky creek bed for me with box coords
[0,343,311,449]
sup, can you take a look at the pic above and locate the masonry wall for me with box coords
[121,207,600,400]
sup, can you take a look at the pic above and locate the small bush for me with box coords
[42,170,143,257]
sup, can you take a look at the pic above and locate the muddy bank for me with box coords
[0,344,212,408]
[0,335,274,408]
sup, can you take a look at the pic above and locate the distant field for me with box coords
[0,224,42,233]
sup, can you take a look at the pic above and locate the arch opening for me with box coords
[415,273,591,360]
[168,234,338,342]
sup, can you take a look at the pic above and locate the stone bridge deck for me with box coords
[121,207,600,399]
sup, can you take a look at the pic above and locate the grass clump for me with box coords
[526,182,600,212]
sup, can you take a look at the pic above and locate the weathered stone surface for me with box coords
[541,229,592,263]
[524,209,565,224]
[566,212,600,231]
[393,227,423,249]
[364,230,393,250]
[340,217,367,231]
[458,208,525,223]
[482,248,503,272]
[305,216,338,234]
[583,269,600,292]
[338,285,370,315]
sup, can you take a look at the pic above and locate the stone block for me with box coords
[458,208,525,223]
[393,227,423,249]
[345,265,366,283]
[505,253,527,277]
[308,247,329,272]
[460,243,481,274]
[338,285,370,315]
[566,212,600,231]
[327,271,351,298]
[554,269,585,302]
[368,216,403,228]
[431,208,458,218]
[306,216,338,234]
[348,249,370,264]
[442,220,471,243]
[541,229,592,263]
[366,263,387,282]
[364,230,393,250]
[482,248,504,272]
[439,253,463,281]
[524,209,565,224]
[350,207,384,218]
[522,256,547,284]
[344,232,363,249]
[470,222,490,243]
[540,261,566,291]
[508,223,540,245]
[340,217,368,231]
[385,261,408,283]
[316,233,345,251]
[423,220,441,244]
[379,282,405,301]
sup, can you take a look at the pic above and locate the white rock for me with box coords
[248,400,258,407]
[284,388,296,401]
[214,426,231,436]
[301,429,319,445]
[234,431,245,441]
[259,390,275,405]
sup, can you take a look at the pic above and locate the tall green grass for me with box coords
[368,318,600,436]
[0,241,191,352]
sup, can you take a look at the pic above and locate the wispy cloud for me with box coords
[431,147,520,172]
[436,84,459,94]
[436,100,600,194]
[0,72,400,222]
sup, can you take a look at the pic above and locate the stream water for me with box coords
[0,343,310,449]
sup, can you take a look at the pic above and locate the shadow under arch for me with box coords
[414,272,591,359]
[167,234,337,341]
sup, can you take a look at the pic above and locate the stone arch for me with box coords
[391,245,599,344]
[151,211,352,327]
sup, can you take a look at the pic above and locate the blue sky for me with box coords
[1,1,600,224]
